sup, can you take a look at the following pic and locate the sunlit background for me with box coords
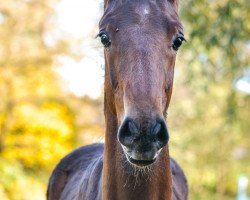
[55,0,104,99]
[0,0,249,199]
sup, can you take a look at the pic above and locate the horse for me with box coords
[47,0,188,199]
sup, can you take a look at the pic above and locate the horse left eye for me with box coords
[172,36,185,51]
[98,31,111,48]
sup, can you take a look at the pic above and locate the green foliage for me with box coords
[168,0,250,199]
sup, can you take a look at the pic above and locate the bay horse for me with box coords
[47,0,188,199]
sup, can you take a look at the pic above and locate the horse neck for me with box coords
[102,78,173,200]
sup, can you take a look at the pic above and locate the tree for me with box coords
[0,1,78,199]
[169,0,250,199]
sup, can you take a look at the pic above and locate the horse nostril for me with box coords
[128,121,140,137]
[118,118,138,147]
[152,123,161,135]
[152,121,169,148]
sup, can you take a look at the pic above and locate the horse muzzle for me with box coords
[118,117,169,167]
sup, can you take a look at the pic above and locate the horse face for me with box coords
[99,0,184,167]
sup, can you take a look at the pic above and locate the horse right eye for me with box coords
[98,31,111,48]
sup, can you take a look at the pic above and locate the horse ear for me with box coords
[168,0,179,9]
[104,0,113,9]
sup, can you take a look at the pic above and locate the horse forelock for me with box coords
[104,0,180,10]
[101,0,182,31]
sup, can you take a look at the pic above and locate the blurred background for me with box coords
[0,0,249,199]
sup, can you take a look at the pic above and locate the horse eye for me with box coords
[172,36,185,51]
[98,31,111,48]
